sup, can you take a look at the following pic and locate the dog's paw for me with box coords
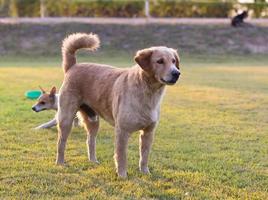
[89,159,100,164]
[34,126,42,130]
[55,159,65,166]
[117,171,127,179]
[140,167,150,174]
[34,125,47,130]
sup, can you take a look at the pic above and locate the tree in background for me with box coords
[9,0,18,17]
[40,0,46,18]
[145,0,150,17]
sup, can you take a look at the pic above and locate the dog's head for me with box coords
[32,86,57,112]
[241,11,248,18]
[135,47,180,85]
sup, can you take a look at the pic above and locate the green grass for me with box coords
[0,54,268,199]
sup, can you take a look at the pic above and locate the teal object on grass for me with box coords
[25,90,42,100]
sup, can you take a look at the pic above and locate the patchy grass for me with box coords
[0,55,268,199]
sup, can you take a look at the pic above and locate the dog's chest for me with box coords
[119,100,160,131]
[149,109,159,123]
[138,106,159,124]
[125,110,159,132]
[115,85,165,131]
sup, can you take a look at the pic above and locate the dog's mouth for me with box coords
[32,107,47,112]
[160,78,178,85]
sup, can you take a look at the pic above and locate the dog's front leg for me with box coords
[139,123,156,174]
[73,116,80,127]
[35,118,57,129]
[114,127,130,178]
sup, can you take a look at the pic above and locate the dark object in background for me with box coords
[231,11,248,27]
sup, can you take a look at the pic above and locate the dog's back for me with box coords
[60,34,126,124]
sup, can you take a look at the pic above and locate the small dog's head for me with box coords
[135,47,180,85]
[32,86,57,112]
[241,11,248,18]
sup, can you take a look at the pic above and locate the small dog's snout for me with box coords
[32,106,36,111]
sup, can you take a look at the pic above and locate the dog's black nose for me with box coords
[171,70,180,80]
[32,107,36,111]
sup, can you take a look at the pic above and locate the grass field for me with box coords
[0,54,268,199]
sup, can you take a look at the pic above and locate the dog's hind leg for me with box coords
[79,107,99,163]
[56,95,78,165]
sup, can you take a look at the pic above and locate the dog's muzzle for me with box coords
[170,70,180,82]
[161,70,180,85]
[32,106,45,112]
[32,106,37,112]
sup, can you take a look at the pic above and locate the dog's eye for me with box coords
[157,59,164,64]
[172,59,176,64]
[40,102,45,105]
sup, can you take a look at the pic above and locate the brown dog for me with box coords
[56,33,181,178]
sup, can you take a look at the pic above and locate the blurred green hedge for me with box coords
[0,0,268,18]
[150,1,234,18]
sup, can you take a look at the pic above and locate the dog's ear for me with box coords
[134,48,153,71]
[171,48,180,69]
[49,86,56,97]
[39,85,46,94]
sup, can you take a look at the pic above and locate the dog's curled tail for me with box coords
[62,33,100,73]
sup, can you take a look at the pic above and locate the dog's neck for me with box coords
[52,94,59,111]
[133,66,166,112]
[137,66,165,92]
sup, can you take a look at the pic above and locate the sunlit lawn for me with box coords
[0,55,268,199]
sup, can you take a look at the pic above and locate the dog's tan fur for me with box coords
[57,33,180,178]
